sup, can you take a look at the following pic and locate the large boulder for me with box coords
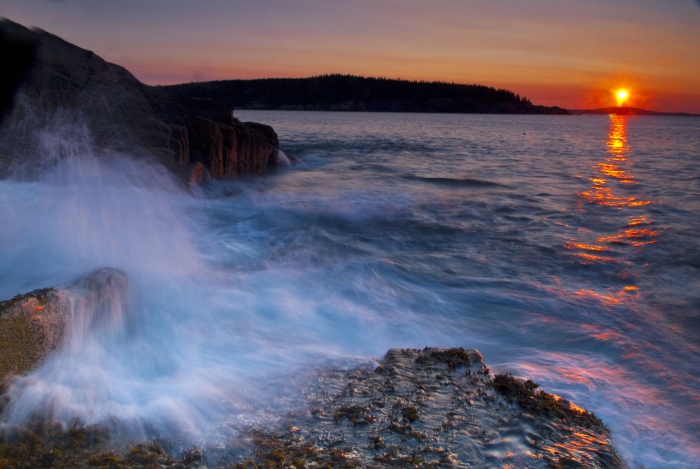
[219,347,625,468]
[0,268,128,382]
[0,18,281,182]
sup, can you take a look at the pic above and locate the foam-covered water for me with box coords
[0,111,698,468]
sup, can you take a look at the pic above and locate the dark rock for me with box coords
[0,18,281,181]
[243,121,280,149]
[0,431,200,469]
[168,124,190,166]
[219,347,625,468]
[0,19,36,122]
[0,346,625,468]
[189,116,225,178]
[235,122,276,174]
[219,123,239,177]
[188,161,207,185]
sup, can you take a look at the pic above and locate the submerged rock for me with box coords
[0,268,128,383]
[0,18,282,182]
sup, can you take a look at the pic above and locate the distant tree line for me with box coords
[158,74,569,115]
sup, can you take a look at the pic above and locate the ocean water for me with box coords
[0,111,699,468]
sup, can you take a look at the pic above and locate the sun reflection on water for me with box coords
[567,115,661,298]
[577,115,659,207]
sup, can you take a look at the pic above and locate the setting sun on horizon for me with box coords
[1,2,700,469]
[1,0,699,113]
[616,89,630,107]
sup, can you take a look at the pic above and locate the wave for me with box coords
[402,174,501,188]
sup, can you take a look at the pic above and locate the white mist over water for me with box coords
[0,122,242,436]
[1,110,699,468]
[277,149,292,165]
[0,116,451,440]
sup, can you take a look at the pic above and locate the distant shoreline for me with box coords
[158,74,570,115]
[570,106,700,117]
[159,76,700,117]
[234,107,700,118]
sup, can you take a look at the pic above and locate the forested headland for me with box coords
[159,75,570,115]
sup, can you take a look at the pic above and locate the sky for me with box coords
[2,0,700,112]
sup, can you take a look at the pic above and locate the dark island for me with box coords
[572,106,700,117]
[159,75,570,115]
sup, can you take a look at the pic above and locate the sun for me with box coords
[616,89,629,106]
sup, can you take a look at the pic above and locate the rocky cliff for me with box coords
[0,18,281,182]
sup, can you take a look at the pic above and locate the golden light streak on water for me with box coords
[563,242,611,252]
[628,215,651,226]
[574,253,618,263]
[568,115,661,285]
[598,228,660,246]
[557,111,671,357]
[574,289,623,305]
[577,186,654,207]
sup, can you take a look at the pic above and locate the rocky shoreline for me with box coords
[1,17,625,469]
[0,18,283,184]
[1,273,624,468]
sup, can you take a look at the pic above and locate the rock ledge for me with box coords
[0,18,283,182]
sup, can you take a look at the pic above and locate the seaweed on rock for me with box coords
[0,348,625,468]
[216,348,624,468]
[491,373,607,429]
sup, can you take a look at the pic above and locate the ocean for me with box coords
[0,111,698,468]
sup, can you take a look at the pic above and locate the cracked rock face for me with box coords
[216,348,624,469]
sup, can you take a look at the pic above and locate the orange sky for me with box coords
[3,0,700,112]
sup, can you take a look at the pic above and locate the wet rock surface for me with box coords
[215,347,624,468]
[0,268,128,383]
[0,18,281,182]
[0,348,624,468]
[0,423,206,469]
[0,288,67,381]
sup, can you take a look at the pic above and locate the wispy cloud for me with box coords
[2,0,699,111]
